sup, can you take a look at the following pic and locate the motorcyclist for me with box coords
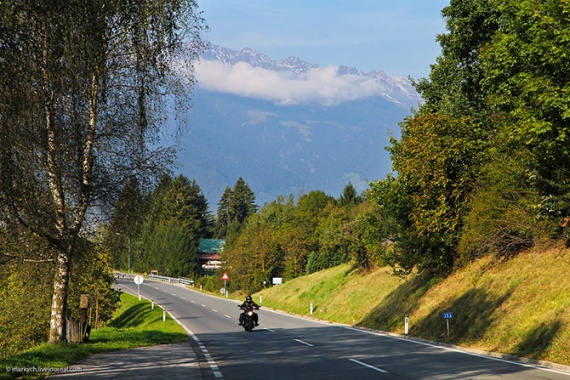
[238,295,260,326]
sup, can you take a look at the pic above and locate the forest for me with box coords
[2,0,570,356]
[133,0,569,294]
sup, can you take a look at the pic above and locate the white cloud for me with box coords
[195,60,391,106]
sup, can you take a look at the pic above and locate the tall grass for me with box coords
[257,245,570,365]
[0,293,187,379]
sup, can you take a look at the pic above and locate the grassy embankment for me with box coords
[256,244,570,366]
[0,293,188,379]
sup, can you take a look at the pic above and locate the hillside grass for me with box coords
[256,244,570,365]
[0,293,188,379]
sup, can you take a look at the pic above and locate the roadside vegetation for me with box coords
[0,293,187,380]
[3,0,570,368]
[256,244,570,366]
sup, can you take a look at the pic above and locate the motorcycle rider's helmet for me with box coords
[246,295,252,302]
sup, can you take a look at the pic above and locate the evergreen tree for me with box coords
[229,177,257,224]
[214,178,257,238]
[107,177,148,270]
[215,186,232,238]
[139,175,211,276]
[338,182,361,207]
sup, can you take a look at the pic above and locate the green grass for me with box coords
[256,245,570,366]
[0,293,188,379]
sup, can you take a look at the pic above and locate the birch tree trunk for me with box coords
[47,72,98,344]
[49,250,71,343]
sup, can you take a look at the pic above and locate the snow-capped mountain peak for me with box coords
[198,42,421,108]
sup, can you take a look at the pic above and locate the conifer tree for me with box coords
[139,175,210,276]
[215,186,232,238]
[229,177,257,224]
[339,182,361,207]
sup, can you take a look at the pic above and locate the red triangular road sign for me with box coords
[221,272,230,281]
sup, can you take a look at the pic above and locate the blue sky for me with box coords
[198,0,450,79]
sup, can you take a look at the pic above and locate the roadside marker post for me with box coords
[405,314,409,335]
[221,272,230,297]
[133,275,144,300]
[442,312,453,337]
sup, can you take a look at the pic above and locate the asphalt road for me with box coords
[116,277,570,380]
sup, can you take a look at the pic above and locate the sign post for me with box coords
[134,275,144,300]
[221,272,230,297]
[442,312,453,337]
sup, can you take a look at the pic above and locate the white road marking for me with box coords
[169,314,224,380]
[349,359,388,373]
[343,326,570,377]
[294,339,314,347]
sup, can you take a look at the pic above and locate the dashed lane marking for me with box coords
[349,359,388,374]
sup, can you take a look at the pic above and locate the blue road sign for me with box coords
[442,312,453,319]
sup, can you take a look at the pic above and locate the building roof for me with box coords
[198,239,225,254]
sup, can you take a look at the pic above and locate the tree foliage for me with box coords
[214,177,257,239]
[0,0,205,343]
[386,113,483,273]
[136,175,211,277]
[481,0,570,224]
[375,0,570,274]
[458,149,549,263]
[221,186,387,293]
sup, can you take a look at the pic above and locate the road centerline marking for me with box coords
[349,359,388,374]
[294,339,314,347]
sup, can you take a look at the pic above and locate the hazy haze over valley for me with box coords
[170,44,421,207]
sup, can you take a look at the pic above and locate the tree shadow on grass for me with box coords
[108,303,148,328]
[357,272,516,348]
[513,320,561,359]
[357,271,436,332]
[415,287,513,344]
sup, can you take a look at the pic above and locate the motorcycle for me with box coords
[238,304,260,332]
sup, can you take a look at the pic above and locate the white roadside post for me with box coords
[405,314,409,335]
[133,275,144,300]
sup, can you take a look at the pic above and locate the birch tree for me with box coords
[0,0,205,343]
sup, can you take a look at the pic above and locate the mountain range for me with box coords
[171,43,421,208]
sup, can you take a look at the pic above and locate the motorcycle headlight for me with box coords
[247,311,254,316]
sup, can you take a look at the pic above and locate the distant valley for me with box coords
[170,44,421,207]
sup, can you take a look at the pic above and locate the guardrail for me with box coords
[147,274,195,286]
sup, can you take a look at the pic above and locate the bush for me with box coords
[458,154,551,264]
